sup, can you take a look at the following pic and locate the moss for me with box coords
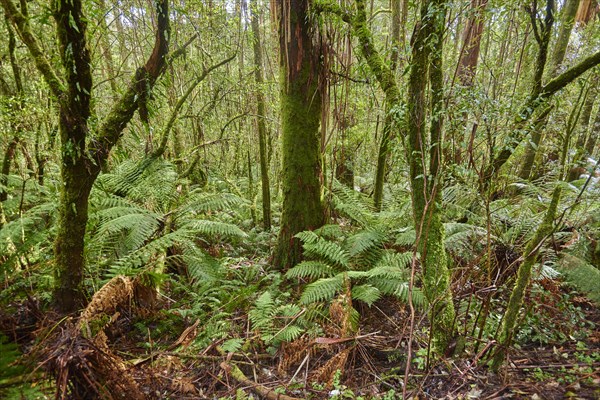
[274,74,324,270]
[273,0,325,270]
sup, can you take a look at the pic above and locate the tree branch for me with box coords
[90,0,170,167]
[0,0,65,99]
[150,53,237,159]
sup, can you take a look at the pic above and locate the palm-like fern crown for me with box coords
[87,158,248,283]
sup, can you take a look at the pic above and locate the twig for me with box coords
[220,362,302,400]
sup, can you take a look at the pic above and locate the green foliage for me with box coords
[249,291,306,346]
[87,159,248,283]
[288,227,424,308]
[557,254,600,304]
[0,333,47,399]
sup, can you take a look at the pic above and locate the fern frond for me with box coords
[351,284,381,306]
[184,220,247,238]
[395,228,416,247]
[345,228,386,258]
[300,275,344,304]
[295,230,320,244]
[302,238,350,268]
[286,261,336,279]
[314,224,344,240]
[558,254,600,304]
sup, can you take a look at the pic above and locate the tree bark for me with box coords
[273,0,325,270]
[456,0,489,87]
[406,0,455,352]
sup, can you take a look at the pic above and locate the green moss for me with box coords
[274,74,324,270]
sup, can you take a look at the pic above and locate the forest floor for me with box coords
[1,279,599,399]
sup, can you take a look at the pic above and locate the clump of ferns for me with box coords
[86,159,249,286]
[0,175,58,303]
[285,225,425,329]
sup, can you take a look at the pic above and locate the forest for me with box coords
[0,0,599,398]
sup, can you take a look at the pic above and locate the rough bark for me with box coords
[250,0,272,230]
[456,0,489,87]
[576,0,598,23]
[273,0,325,270]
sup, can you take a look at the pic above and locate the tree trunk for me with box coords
[250,0,272,230]
[407,0,456,352]
[491,84,580,371]
[373,0,402,211]
[576,0,598,24]
[568,72,598,181]
[549,0,580,77]
[585,101,600,156]
[456,0,489,87]
[273,0,325,270]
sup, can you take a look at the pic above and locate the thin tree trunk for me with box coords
[585,104,600,156]
[568,71,598,180]
[251,0,272,230]
[456,0,489,87]
[406,0,455,352]
[491,86,583,370]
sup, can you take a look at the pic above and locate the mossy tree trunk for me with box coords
[568,71,598,181]
[406,0,456,352]
[273,0,325,270]
[250,0,272,230]
[1,15,24,222]
[518,0,581,180]
[2,0,170,312]
[316,0,456,352]
[372,0,403,211]
[482,47,600,185]
[585,100,600,156]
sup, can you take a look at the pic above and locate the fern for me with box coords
[301,237,350,268]
[351,284,381,306]
[285,261,335,280]
[249,291,305,345]
[558,254,600,304]
[300,275,345,304]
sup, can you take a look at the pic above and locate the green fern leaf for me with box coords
[351,284,381,306]
[286,261,336,279]
[300,275,344,304]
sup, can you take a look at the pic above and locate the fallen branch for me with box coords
[220,362,302,400]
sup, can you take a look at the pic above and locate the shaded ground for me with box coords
[1,283,599,399]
